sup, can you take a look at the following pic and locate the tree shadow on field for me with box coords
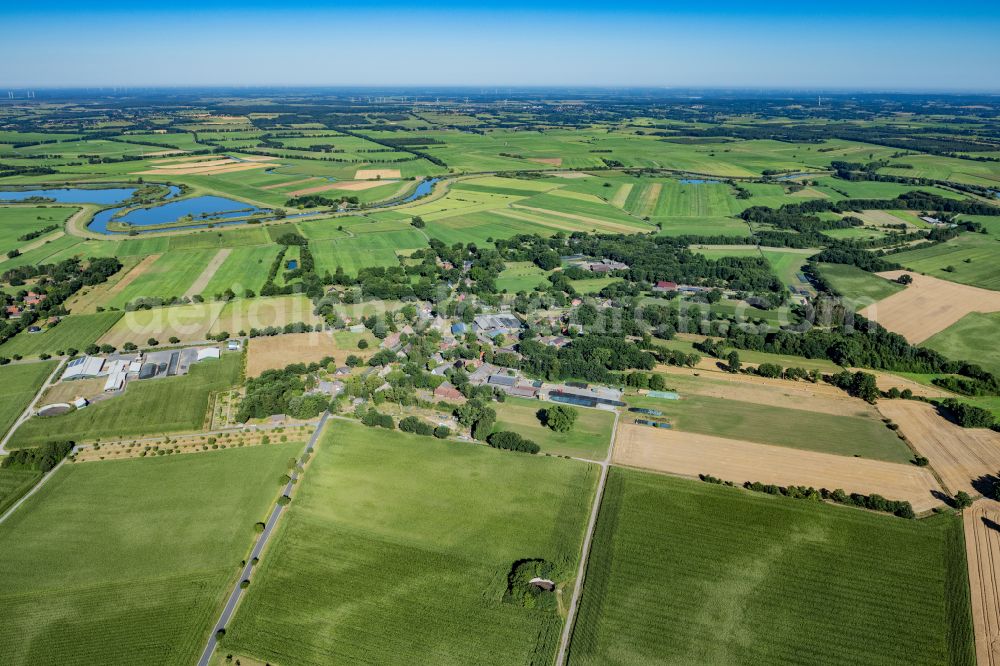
[972,473,1000,499]
[982,517,1000,533]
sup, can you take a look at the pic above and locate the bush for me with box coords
[253,521,266,533]
[277,495,291,506]
[433,425,451,439]
[542,405,578,432]
[399,415,434,437]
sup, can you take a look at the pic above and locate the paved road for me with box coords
[555,410,619,666]
[196,410,330,666]
[0,359,65,456]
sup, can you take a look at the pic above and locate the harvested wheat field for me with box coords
[551,171,591,179]
[860,271,1000,343]
[354,168,401,179]
[261,177,320,190]
[878,399,1000,496]
[139,161,275,176]
[612,422,943,513]
[965,500,1000,666]
[528,157,562,166]
[246,331,371,377]
[288,180,393,197]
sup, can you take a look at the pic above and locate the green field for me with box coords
[0,205,74,254]
[923,312,1000,376]
[568,469,974,666]
[8,353,240,446]
[626,392,910,462]
[221,420,598,665]
[891,216,1000,290]
[819,262,905,305]
[106,249,219,307]
[0,467,42,515]
[496,261,550,292]
[0,360,58,439]
[493,396,615,459]
[0,312,122,358]
[0,442,301,666]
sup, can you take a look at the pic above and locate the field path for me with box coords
[965,500,1000,666]
[556,410,619,666]
[184,248,231,298]
[197,411,330,666]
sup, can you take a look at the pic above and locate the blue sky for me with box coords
[2,1,998,89]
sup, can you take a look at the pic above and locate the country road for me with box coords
[0,359,65,456]
[196,410,330,666]
[555,410,619,666]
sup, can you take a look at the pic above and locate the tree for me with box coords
[954,491,973,510]
[726,351,741,373]
[542,405,578,432]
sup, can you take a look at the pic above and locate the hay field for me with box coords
[106,250,222,308]
[877,400,1000,496]
[220,420,597,665]
[0,443,301,666]
[99,302,226,347]
[246,331,373,376]
[569,468,973,665]
[210,295,322,335]
[891,216,1000,290]
[860,271,1000,343]
[354,168,401,179]
[818,262,905,306]
[613,422,941,511]
[492,397,615,459]
[923,312,1000,376]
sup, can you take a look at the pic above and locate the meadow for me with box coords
[568,469,974,666]
[493,396,615,459]
[891,216,1000,290]
[0,468,42,515]
[0,443,301,666]
[818,263,905,305]
[210,294,323,335]
[220,420,598,666]
[0,311,122,358]
[8,353,241,447]
[626,392,911,463]
[496,261,550,293]
[99,301,227,347]
[923,312,1000,377]
[0,360,58,439]
[0,205,74,254]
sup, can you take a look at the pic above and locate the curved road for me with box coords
[196,410,330,666]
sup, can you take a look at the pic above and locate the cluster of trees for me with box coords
[828,370,881,404]
[742,481,915,519]
[237,361,335,421]
[360,408,395,429]
[487,431,540,454]
[540,405,577,432]
[454,399,496,440]
[938,398,997,429]
[1,441,74,473]
[398,416,450,439]
[519,334,655,383]
[623,371,670,391]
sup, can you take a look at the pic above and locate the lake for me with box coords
[89,195,264,234]
[0,186,138,204]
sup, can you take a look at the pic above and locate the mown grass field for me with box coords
[0,360,58,439]
[923,312,1000,376]
[106,249,219,307]
[626,392,910,463]
[496,261,550,292]
[221,420,598,666]
[493,397,615,459]
[819,262,906,306]
[0,468,41,515]
[891,216,1000,290]
[99,301,226,347]
[210,294,322,335]
[0,205,74,253]
[8,353,240,446]
[0,442,301,666]
[0,312,122,358]
[568,469,974,666]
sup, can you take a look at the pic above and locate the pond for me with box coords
[287,259,298,269]
[0,186,138,204]
[88,195,265,234]
[678,178,720,185]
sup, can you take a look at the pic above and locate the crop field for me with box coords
[246,331,373,376]
[922,312,1000,376]
[310,231,422,275]
[0,442,301,666]
[198,245,280,297]
[568,469,974,666]
[0,468,42,515]
[626,391,910,462]
[492,396,615,459]
[8,353,241,447]
[99,301,227,347]
[210,294,323,335]
[102,249,221,307]
[860,271,1000,344]
[0,312,122,358]
[0,360,58,439]
[819,262,905,306]
[220,420,598,666]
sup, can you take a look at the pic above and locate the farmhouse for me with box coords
[473,314,523,339]
[434,381,464,400]
[652,280,678,292]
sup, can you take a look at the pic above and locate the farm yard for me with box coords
[0,443,302,666]
[219,421,598,665]
[568,469,973,666]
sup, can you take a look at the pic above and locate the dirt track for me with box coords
[612,422,943,513]
[860,271,1000,343]
[965,500,1000,666]
[878,400,1000,496]
[184,249,231,298]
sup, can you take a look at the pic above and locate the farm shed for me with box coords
[63,355,106,381]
